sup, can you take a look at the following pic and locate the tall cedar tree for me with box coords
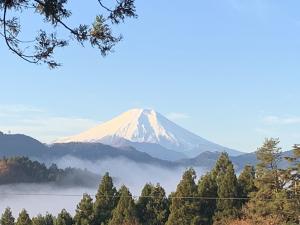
[16,209,32,225]
[0,208,15,225]
[94,172,118,225]
[166,168,201,225]
[108,185,139,225]
[245,138,298,224]
[198,172,218,225]
[136,183,169,225]
[32,214,54,225]
[56,209,73,225]
[74,194,95,225]
[237,165,256,205]
[285,144,300,206]
[212,152,239,223]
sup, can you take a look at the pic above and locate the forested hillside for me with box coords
[1,138,299,225]
[0,157,99,187]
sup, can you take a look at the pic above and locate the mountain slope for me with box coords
[99,136,186,161]
[179,150,293,171]
[56,109,242,157]
[49,142,176,168]
[0,133,176,168]
[0,132,48,157]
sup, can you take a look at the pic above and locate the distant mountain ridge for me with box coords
[0,132,48,157]
[55,108,243,158]
[0,132,293,172]
[0,132,176,168]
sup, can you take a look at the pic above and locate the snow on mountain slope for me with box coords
[56,109,242,157]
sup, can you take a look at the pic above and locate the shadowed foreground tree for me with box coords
[0,0,137,68]
[32,214,54,225]
[74,194,94,225]
[108,185,139,225]
[16,209,32,225]
[212,152,239,223]
[285,144,300,206]
[237,165,256,205]
[244,138,299,225]
[197,172,217,225]
[0,208,15,225]
[166,168,200,225]
[136,183,169,225]
[56,209,73,225]
[94,172,118,225]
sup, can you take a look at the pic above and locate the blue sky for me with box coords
[1,0,300,152]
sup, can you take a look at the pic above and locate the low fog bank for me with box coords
[0,183,96,217]
[0,156,207,217]
[52,156,208,195]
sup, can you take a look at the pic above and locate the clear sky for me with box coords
[1,0,300,152]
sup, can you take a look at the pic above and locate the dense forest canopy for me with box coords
[0,138,299,225]
[0,156,99,187]
[0,0,137,68]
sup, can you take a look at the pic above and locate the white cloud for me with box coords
[167,112,190,121]
[0,104,44,117]
[0,104,98,143]
[263,115,300,125]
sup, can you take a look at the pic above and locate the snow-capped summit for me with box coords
[56,108,242,157]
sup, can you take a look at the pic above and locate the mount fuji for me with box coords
[55,109,242,160]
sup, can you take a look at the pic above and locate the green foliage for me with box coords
[238,165,256,204]
[1,138,300,225]
[256,138,284,192]
[285,144,300,204]
[16,209,32,225]
[0,0,137,68]
[0,208,14,225]
[56,209,73,225]
[94,172,118,225]
[108,185,139,225]
[213,153,239,222]
[74,194,94,225]
[166,168,200,225]
[32,214,54,225]
[244,138,298,224]
[0,156,96,186]
[198,172,218,225]
[136,183,169,225]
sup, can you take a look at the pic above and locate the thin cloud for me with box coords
[0,104,98,143]
[0,104,44,117]
[263,115,300,125]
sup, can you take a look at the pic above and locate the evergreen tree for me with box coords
[0,0,136,68]
[56,209,73,225]
[43,214,55,225]
[108,185,139,225]
[94,173,118,225]
[285,144,300,200]
[1,208,14,225]
[74,194,94,225]
[136,183,169,225]
[238,165,256,205]
[198,172,218,225]
[245,138,298,224]
[16,209,32,225]
[32,215,44,225]
[166,168,200,225]
[212,153,239,223]
[32,214,55,225]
